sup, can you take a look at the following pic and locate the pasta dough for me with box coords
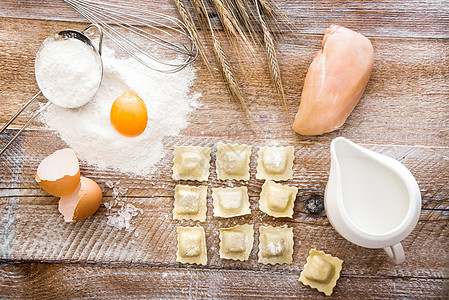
[212,186,251,218]
[216,142,252,181]
[176,226,207,265]
[259,180,298,218]
[299,249,343,296]
[219,224,254,261]
[173,185,207,222]
[256,146,294,181]
[258,226,294,265]
[172,146,211,181]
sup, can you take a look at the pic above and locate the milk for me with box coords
[339,155,410,235]
[325,137,421,263]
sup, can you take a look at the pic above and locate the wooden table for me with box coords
[1,0,448,298]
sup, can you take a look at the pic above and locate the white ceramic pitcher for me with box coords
[324,137,421,264]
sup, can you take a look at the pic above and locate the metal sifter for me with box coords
[1,1,198,155]
[0,25,103,156]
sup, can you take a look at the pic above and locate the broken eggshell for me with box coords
[35,148,80,197]
[59,176,103,222]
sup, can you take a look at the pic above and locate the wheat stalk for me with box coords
[196,0,250,118]
[172,0,211,70]
[210,0,254,53]
[257,0,274,17]
[230,0,259,48]
[256,0,287,113]
[173,0,288,121]
[212,36,249,116]
[190,0,207,18]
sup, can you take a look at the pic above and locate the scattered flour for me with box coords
[40,44,201,176]
[267,241,283,256]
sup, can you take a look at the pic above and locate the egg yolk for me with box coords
[110,91,148,137]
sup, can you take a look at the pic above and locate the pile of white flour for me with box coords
[35,38,102,108]
[40,45,201,176]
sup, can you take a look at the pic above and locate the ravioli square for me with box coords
[259,180,298,218]
[258,226,294,265]
[216,142,252,181]
[173,185,207,222]
[223,231,245,253]
[256,146,294,181]
[176,226,207,265]
[172,146,211,181]
[212,186,251,218]
[299,249,343,296]
[219,224,254,261]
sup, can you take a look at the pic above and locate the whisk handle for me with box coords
[0,92,50,156]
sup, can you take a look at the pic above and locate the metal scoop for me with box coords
[0,25,103,156]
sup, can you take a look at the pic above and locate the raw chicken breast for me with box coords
[292,25,374,135]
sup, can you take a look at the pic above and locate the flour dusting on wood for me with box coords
[40,44,201,176]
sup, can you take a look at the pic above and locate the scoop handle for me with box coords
[384,243,405,264]
[0,92,51,156]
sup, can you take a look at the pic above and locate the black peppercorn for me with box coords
[304,194,325,215]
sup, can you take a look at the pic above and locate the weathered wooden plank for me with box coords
[1,132,448,206]
[1,0,448,38]
[1,0,448,297]
[0,132,448,279]
[0,190,447,278]
[0,263,445,299]
[0,17,448,148]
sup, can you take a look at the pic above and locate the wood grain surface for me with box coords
[1,0,448,299]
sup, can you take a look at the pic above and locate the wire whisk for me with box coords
[63,0,198,73]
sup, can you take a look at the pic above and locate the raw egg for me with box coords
[35,148,80,197]
[110,91,148,137]
[58,176,103,222]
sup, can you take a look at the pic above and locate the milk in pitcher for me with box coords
[339,155,409,235]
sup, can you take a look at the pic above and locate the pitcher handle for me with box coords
[383,243,405,264]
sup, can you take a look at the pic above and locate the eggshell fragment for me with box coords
[58,176,103,222]
[35,148,80,197]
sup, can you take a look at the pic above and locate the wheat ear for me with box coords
[231,0,260,51]
[256,0,287,113]
[212,36,249,116]
[172,0,211,70]
[210,0,254,52]
[257,0,274,17]
[195,0,250,119]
